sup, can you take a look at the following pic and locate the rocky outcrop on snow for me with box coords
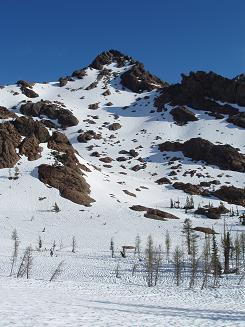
[213,186,245,207]
[194,204,229,219]
[155,71,245,120]
[90,50,133,70]
[48,131,71,153]
[0,122,21,168]
[172,182,206,195]
[58,77,72,87]
[121,62,167,93]
[159,138,245,172]
[20,101,79,128]
[77,130,102,143]
[130,205,179,220]
[108,123,121,131]
[20,86,39,98]
[38,164,94,206]
[170,106,198,125]
[19,134,42,161]
[17,80,35,89]
[13,116,50,143]
[227,112,245,128]
[48,131,83,172]
[0,106,17,119]
[17,80,39,98]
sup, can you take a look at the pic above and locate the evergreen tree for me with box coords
[201,233,211,289]
[165,230,171,262]
[145,235,155,287]
[222,223,231,274]
[72,236,77,253]
[134,234,141,259]
[189,232,199,288]
[10,229,20,276]
[173,246,184,286]
[52,202,60,213]
[234,235,241,274]
[110,238,115,258]
[240,233,245,261]
[182,218,193,255]
[38,235,42,251]
[211,234,222,287]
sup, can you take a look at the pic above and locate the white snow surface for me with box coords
[0,62,244,326]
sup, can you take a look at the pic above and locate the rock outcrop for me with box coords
[13,116,50,143]
[38,164,94,206]
[20,87,39,98]
[155,71,244,119]
[170,106,198,125]
[130,205,179,220]
[159,138,245,172]
[20,101,79,128]
[19,134,42,161]
[121,62,167,93]
[0,106,17,119]
[172,182,205,195]
[108,123,121,131]
[77,130,101,143]
[194,204,229,219]
[0,122,21,168]
[213,186,245,207]
[48,131,82,172]
[90,50,133,70]
[227,112,245,129]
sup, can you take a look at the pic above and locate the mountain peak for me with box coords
[89,49,135,70]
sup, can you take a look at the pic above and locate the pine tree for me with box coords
[115,261,120,278]
[189,232,199,288]
[72,236,77,253]
[14,166,20,180]
[17,245,33,279]
[184,196,190,213]
[26,246,33,279]
[211,234,221,287]
[190,196,194,209]
[134,234,141,259]
[165,230,171,262]
[145,235,155,287]
[110,238,115,258]
[240,233,245,261]
[182,218,193,255]
[10,229,20,276]
[153,245,162,286]
[234,235,241,274]
[173,246,184,286]
[52,202,60,213]
[38,235,42,251]
[201,233,211,289]
[222,223,231,274]
[50,261,64,282]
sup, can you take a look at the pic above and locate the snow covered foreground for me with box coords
[0,275,244,327]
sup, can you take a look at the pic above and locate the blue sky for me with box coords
[0,0,244,84]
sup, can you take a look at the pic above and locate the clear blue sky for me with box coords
[1,0,244,84]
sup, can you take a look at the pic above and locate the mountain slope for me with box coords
[0,49,244,326]
[0,50,244,250]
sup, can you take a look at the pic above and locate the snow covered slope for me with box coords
[0,50,244,326]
